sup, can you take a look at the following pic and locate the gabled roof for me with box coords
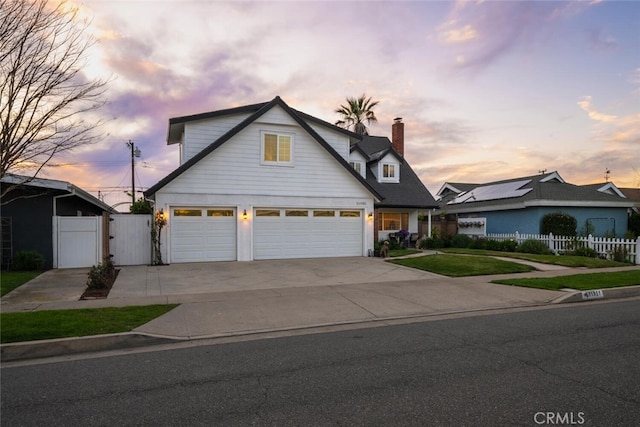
[580,182,626,198]
[439,171,634,213]
[1,173,115,213]
[146,96,382,200]
[352,136,438,209]
[167,101,362,145]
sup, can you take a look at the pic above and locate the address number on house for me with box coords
[581,290,604,300]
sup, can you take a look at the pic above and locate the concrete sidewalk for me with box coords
[2,256,639,362]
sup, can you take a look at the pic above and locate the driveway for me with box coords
[109,257,444,299]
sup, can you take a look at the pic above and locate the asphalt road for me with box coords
[2,299,639,426]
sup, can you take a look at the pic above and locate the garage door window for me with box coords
[340,211,361,217]
[174,209,202,217]
[207,209,234,217]
[286,210,308,217]
[256,209,281,217]
[314,210,335,217]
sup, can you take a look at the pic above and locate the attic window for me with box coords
[349,161,362,174]
[380,162,399,182]
[262,132,292,165]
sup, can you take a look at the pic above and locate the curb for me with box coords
[3,288,639,363]
[1,333,176,363]
[551,285,640,304]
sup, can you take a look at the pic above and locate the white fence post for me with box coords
[636,237,640,265]
[548,232,554,254]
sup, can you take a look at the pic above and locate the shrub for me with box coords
[501,239,518,252]
[469,237,488,250]
[541,212,577,236]
[87,260,116,289]
[568,247,598,258]
[451,234,472,248]
[421,237,444,249]
[517,239,553,255]
[130,197,153,214]
[11,251,45,271]
[609,246,630,263]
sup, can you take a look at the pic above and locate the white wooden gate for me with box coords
[53,216,102,268]
[110,214,151,266]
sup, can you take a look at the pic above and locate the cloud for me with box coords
[577,96,617,123]
[577,96,639,146]
[438,1,597,73]
[440,24,478,43]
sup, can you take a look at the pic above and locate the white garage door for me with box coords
[171,208,236,263]
[254,208,363,260]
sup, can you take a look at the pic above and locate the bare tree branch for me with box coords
[1,0,109,201]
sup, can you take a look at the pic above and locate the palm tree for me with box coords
[334,94,379,135]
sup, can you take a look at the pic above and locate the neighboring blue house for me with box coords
[437,172,635,237]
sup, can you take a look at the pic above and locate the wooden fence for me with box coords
[486,232,640,265]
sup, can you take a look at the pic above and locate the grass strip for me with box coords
[388,249,422,258]
[492,270,640,291]
[1,271,41,297]
[390,254,535,277]
[1,305,178,344]
[440,248,629,268]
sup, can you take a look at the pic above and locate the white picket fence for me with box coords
[486,232,640,264]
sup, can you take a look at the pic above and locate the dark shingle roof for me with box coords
[353,136,439,209]
[440,172,634,211]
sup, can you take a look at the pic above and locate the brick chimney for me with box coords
[391,117,404,156]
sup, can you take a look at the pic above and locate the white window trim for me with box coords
[379,162,399,183]
[349,161,364,177]
[261,130,294,166]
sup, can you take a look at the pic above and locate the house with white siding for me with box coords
[145,96,437,263]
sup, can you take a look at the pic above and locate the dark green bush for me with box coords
[502,239,518,252]
[517,239,553,255]
[87,260,116,289]
[609,246,630,263]
[568,247,599,258]
[469,237,488,250]
[421,237,444,249]
[130,197,153,214]
[451,234,472,248]
[11,251,45,271]
[541,212,577,236]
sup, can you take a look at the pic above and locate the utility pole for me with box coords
[126,140,141,206]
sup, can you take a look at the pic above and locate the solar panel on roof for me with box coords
[448,180,533,204]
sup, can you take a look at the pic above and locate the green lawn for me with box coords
[1,271,41,297]
[1,305,178,344]
[493,270,640,291]
[440,248,629,268]
[390,254,535,277]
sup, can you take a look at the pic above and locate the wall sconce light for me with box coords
[242,209,248,220]
[367,212,374,221]
[155,208,167,227]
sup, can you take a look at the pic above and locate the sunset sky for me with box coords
[36,0,640,210]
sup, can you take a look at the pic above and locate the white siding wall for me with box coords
[165,131,367,198]
[182,113,251,163]
[308,123,351,159]
[159,104,376,262]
